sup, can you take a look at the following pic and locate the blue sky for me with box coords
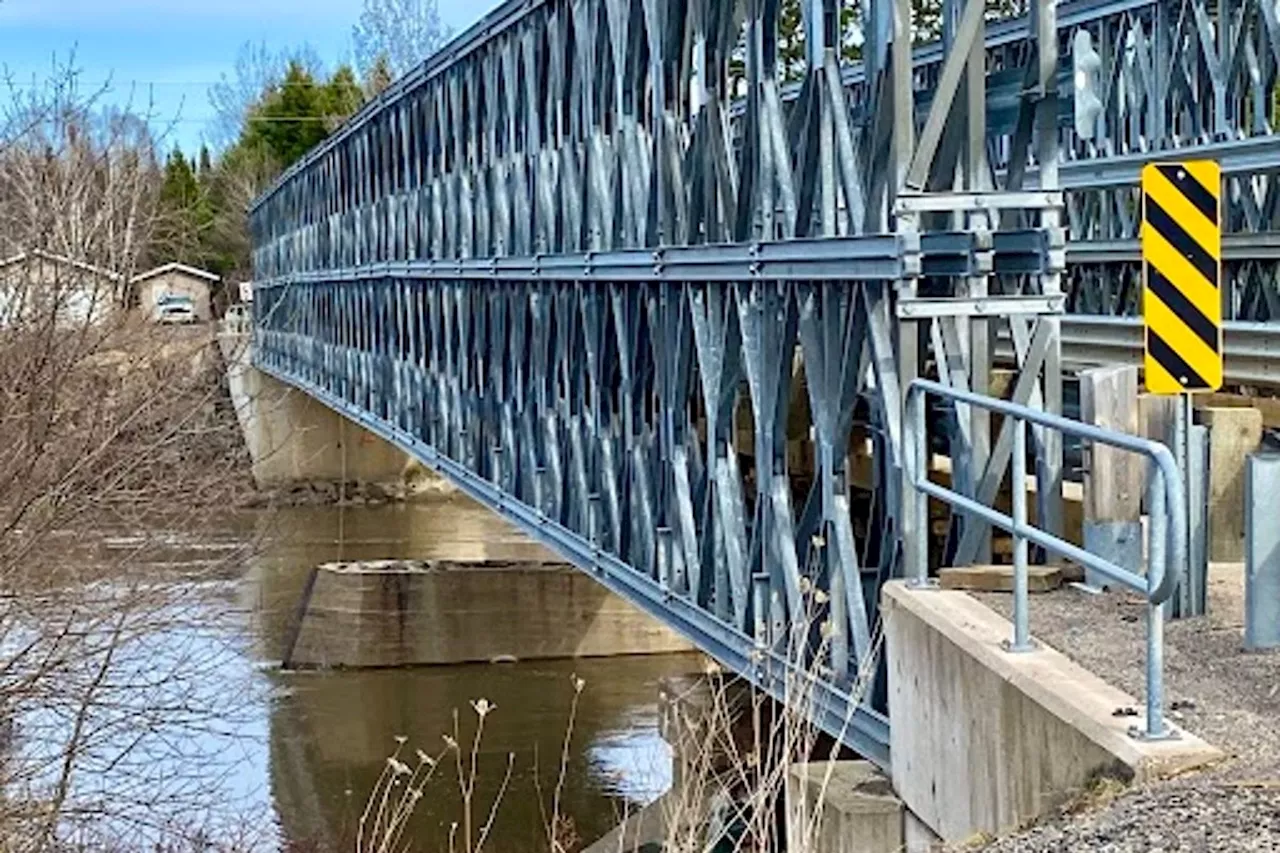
[0,0,502,155]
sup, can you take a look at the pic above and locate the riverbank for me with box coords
[970,565,1280,851]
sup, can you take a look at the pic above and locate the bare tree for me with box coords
[353,0,452,83]
[0,65,266,850]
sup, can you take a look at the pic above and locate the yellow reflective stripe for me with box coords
[1144,293,1223,383]
[1143,353,1183,394]
[1143,167,1221,261]
[1181,161,1222,202]
[1142,222,1222,323]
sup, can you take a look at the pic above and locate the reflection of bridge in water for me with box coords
[246,0,1280,774]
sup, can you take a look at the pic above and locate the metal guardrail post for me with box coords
[1144,474,1168,740]
[907,385,930,586]
[1173,423,1209,619]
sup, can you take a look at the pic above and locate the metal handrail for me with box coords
[904,378,1186,739]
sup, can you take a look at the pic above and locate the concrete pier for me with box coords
[787,761,906,853]
[285,559,696,667]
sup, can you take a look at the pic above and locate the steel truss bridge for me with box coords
[248,0,1280,767]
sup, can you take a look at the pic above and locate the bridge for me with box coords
[245,0,1279,791]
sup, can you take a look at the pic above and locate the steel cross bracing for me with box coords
[247,0,1271,761]
[253,0,1280,317]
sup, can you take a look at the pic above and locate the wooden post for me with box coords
[1201,406,1264,562]
[1080,366,1143,583]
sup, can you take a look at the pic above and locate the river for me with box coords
[45,499,700,851]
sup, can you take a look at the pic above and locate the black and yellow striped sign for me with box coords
[1142,161,1222,394]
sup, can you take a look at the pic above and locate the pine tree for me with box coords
[161,149,200,210]
[156,149,215,268]
[324,65,366,131]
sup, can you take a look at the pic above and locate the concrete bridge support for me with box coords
[219,330,417,491]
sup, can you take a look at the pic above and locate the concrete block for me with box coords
[884,581,1222,843]
[787,761,904,853]
[583,797,668,853]
[1202,406,1264,562]
[287,560,696,667]
[938,564,1062,593]
[1246,453,1280,650]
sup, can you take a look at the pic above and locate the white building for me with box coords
[0,249,123,327]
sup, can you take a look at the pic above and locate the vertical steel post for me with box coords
[906,387,929,584]
[1032,0,1065,545]
[1245,453,1280,649]
[1144,471,1168,739]
[1009,418,1032,652]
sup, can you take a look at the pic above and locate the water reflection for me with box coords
[239,500,695,850]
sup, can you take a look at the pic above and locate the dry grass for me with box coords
[354,572,887,853]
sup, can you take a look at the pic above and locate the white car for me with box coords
[156,294,197,324]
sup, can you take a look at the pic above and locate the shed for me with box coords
[133,263,218,323]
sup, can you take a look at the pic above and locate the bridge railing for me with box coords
[904,378,1186,740]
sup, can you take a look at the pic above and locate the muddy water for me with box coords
[94,500,698,850]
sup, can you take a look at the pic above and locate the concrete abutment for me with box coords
[883,581,1222,844]
[219,330,432,491]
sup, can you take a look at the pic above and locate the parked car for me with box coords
[156,293,197,324]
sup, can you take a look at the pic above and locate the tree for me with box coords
[363,54,396,99]
[325,64,366,132]
[235,62,366,172]
[353,0,452,82]
[160,148,199,210]
[207,41,327,149]
[191,63,369,281]
[0,67,258,847]
[154,148,215,269]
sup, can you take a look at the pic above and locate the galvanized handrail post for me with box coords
[1144,470,1168,739]
[1009,417,1032,652]
[910,386,929,584]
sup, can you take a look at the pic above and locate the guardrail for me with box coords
[995,316,1280,389]
[904,379,1186,740]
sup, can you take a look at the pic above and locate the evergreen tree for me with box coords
[237,62,368,169]
[156,148,215,268]
[161,149,200,210]
[239,62,330,167]
[324,65,366,131]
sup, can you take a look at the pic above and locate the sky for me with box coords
[0,0,503,155]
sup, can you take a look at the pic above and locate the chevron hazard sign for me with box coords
[1141,161,1223,394]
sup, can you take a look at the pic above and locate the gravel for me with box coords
[959,565,1280,851]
